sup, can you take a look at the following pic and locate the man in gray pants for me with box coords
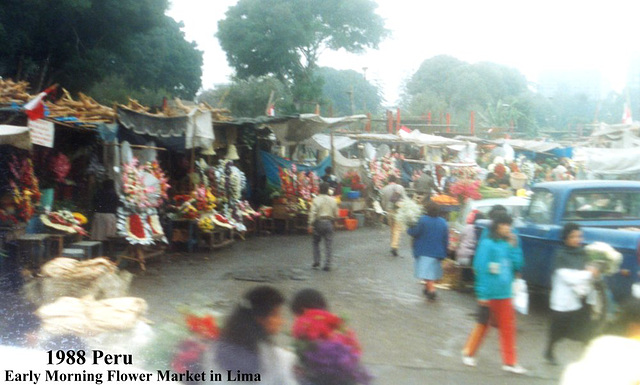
[308,182,339,271]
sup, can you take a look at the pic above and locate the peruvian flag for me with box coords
[23,84,57,121]
[622,103,633,124]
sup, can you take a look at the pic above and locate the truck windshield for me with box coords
[526,189,554,224]
[564,191,640,220]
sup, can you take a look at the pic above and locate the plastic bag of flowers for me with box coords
[584,242,623,276]
[292,309,372,385]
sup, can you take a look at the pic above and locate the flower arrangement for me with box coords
[449,179,482,204]
[369,154,401,190]
[341,171,362,189]
[584,242,623,276]
[1,156,41,224]
[277,165,319,214]
[145,308,219,374]
[395,199,423,227]
[41,209,88,236]
[292,309,371,385]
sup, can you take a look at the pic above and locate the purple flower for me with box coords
[301,340,372,385]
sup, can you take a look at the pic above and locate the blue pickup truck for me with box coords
[510,180,640,303]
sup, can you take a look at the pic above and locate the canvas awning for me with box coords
[574,146,640,175]
[0,125,31,150]
[267,114,367,144]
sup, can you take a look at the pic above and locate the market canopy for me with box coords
[117,106,214,150]
[0,125,31,150]
[268,114,368,144]
[304,134,357,151]
[398,128,463,146]
[574,146,640,175]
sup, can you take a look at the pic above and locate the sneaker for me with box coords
[312,262,320,270]
[322,266,331,272]
[462,355,476,367]
[391,248,398,257]
[502,365,527,374]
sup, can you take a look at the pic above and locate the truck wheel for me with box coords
[589,280,609,336]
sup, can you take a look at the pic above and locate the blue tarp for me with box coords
[259,151,332,188]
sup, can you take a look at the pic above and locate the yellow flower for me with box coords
[73,212,88,225]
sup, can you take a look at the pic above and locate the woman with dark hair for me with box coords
[407,200,449,301]
[290,288,328,316]
[205,285,297,385]
[544,222,600,365]
[462,213,527,374]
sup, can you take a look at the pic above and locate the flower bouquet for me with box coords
[292,309,371,385]
[41,210,88,236]
[395,199,423,227]
[584,242,623,276]
[144,308,219,374]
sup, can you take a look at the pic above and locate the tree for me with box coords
[316,67,383,116]
[0,0,202,100]
[217,0,388,104]
[198,76,295,118]
[402,55,534,135]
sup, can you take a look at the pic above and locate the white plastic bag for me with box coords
[513,278,529,315]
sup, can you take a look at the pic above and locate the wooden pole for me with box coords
[330,128,336,171]
[470,110,475,135]
[446,113,451,133]
[396,108,401,134]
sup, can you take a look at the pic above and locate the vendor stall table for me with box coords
[117,244,165,271]
[69,241,103,259]
[200,228,234,250]
[258,217,275,235]
[17,234,51,269]
[168,219,199,253]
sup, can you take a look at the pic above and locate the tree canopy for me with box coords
[0,0,203,101]
[217,0,388,105]
[316,67,383,116]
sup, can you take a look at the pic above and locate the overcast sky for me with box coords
[167,0,640,104]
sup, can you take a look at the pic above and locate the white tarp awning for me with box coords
[268,114,367,144]
[503,139,561,153]
[574,147,640,175]
[304,134,357,151]
[398,129,463,146]
[0,125,31,150]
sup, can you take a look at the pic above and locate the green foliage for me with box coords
[198,76,295,118]
[0,0,202,99]
[217,0,388,106]
[316,67,382,116]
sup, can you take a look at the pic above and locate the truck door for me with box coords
[517,189,561,289]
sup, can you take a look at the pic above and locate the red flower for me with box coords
[185,314,219,340]
[292,309,344,340]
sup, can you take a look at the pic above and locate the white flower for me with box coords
[584,242,623,275]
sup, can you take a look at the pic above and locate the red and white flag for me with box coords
[23,84,57,121]
[622,103,633,124]
[266,104,275,116]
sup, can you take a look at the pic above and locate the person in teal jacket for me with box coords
[461,213,527,374]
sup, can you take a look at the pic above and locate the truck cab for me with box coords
[514,180,640,302]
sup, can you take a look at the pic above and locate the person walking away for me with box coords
[308,182,339,271]
[203,285,298,385]
[462,213,527,374]
[407,201,449,301]
[380,175,406,256]
[544,222,600,365]
[414,169,441,201]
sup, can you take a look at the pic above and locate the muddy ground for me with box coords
[128,224,588,385]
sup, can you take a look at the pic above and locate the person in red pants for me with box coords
[461,213,527,374]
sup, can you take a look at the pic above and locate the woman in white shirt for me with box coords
[544,223,600,365]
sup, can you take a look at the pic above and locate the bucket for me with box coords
[510,172,527,190]
[338,209,349,218]
[353,212,365,227]
[347,191,361,199]
[344,218,358,231]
